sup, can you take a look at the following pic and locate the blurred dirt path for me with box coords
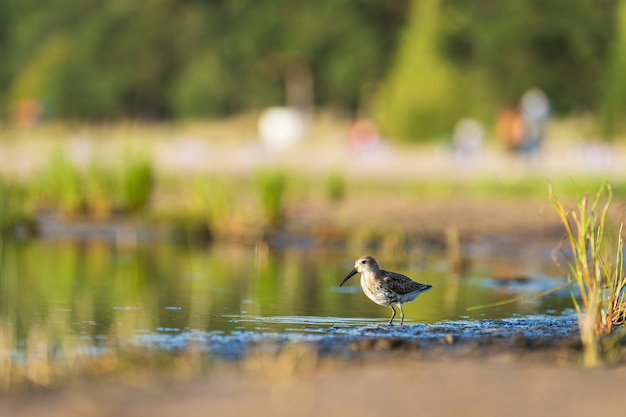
[289,196,564,238]
[2,126,626,180]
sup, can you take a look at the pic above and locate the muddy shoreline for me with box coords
[29,196,565,243]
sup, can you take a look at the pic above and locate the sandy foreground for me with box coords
[2,354,625,417]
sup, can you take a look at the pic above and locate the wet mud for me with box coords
[132,314,585,363]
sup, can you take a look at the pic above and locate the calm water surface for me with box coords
[0,236,574,353]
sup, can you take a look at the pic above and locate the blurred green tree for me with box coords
[600,0,626,139]
[373,0,616,141]
[372,0,492,141]
[6,0,184,119]
[440,0,615,113]
[0,0,621,133]
[1,0,407,121]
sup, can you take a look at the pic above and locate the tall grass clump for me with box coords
[550,183,626,366]
[325,170,345,201]
[37,148,83,214]
[253,169,288,228]
[33,147,154,217]
[190,176,233,231]
[116,152,154,212]
[0,179,29,233]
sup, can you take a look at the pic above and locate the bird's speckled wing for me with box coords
[379,270,432,295]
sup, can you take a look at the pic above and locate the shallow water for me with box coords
[0,236,574,358]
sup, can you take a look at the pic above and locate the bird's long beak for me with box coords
[340,268,358,287]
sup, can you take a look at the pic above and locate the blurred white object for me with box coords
[258,107,306,152]
[453,117,484,157]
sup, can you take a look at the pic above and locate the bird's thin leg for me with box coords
[399,304,405,326]
[389,306,396,325]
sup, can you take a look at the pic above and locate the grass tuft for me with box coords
[253,168,288,228]
[32,147,154,217]
[550,183,626,366]
[325,170,345,201]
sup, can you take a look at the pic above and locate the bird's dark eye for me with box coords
[361,260,366,264]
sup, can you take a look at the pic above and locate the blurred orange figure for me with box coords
[12,99,44,127]
[495,106,524,152]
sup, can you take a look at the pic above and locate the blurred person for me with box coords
[347,117,381,153]
[12,99,44,127]
[519,87,550,154]
[495,105,524,152]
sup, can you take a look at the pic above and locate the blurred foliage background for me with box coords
[1,0,626,140]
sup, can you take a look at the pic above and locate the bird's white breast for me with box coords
[360,273,389,306]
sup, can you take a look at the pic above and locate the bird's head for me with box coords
[339,256,379,286]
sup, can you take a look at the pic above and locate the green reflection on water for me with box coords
[0,239,572,346]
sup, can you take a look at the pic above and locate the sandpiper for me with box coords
[340,256,432,325]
